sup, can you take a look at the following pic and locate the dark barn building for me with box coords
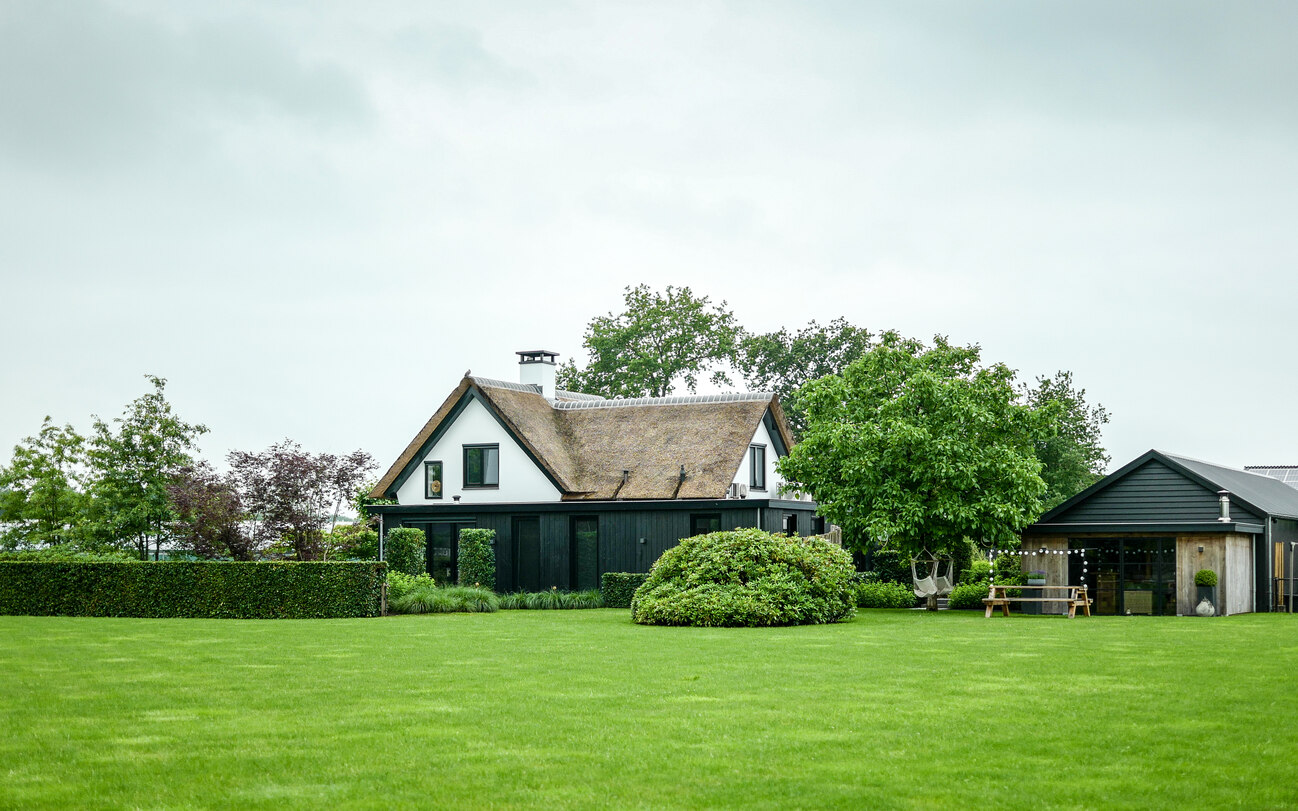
[1021,449,1298,616]
[368,351,822,591]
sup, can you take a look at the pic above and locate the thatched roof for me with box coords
[370,377,795,501]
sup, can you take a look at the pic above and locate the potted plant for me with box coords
[1194,569,1218,616]
[1027,570,1047,586]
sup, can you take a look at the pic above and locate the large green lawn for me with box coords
[2,610,1295,810]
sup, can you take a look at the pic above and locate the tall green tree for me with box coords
[1027,370,1111,510]
[557,284,742,398]
[0,418,88,549]
[738,317,874,437]
[83,376,208,560]
[777,333,1050,569]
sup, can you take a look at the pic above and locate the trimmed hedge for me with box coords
[601,572,649,609]
[384,527,426,577]
[457,528,496,590]
[0,561,386,619]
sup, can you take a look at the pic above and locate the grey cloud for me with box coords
[0,1,370,169]
[813,0,1298,131]
[390,23,535,90]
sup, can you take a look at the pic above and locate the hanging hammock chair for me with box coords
[911,554,939,599]
[932,557,956,597]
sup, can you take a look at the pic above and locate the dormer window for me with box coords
[464,444,499,488]
[749,445,766,490]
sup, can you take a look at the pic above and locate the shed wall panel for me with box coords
[1054,460,1262,526]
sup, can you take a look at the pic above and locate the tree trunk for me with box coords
[926,594,938,611]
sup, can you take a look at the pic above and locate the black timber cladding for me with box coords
[370,499,819,590]
[1045,458,1262,527]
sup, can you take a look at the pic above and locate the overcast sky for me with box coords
[2,0,1296,477]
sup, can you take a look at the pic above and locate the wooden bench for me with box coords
[983,584,1092,619]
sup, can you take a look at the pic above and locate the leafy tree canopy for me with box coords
[777,333,1051,559]
[83,376,208,560]
[0,418,87,549]
[1027,370,1111,510]
[738,317,874,438]
[556,284,741,398]
[227,440,373,561]
[167,462,257,560]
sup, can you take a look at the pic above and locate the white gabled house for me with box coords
[367,350,821,589]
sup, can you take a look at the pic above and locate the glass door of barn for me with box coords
[1069,538,1176,615]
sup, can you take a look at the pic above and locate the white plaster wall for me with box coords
[731,418,788,497]
[395,396,562,505]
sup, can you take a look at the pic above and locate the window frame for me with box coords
[749,444,766,491]
[463,444,500,489]
[690,513,722,537]
[424,460,444,500]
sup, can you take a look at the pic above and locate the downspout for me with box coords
[1290,541,1296,615]
[1263,517,1272,613]
[378,513,385,562]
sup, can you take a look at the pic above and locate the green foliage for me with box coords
[866,548,911,584]
[779,332,1048,560]
[325,524,379,561]
[0,418,87,549]
[738,317,874,438]
[631,528,856,627]
[0,561,385,618]
[386,571,434,603]
[856,580,915,609]
[456,528,496,590]
[82,376,209,560]
[1195,569,1218,587]
[948,555,1025,609]
[556,284,742,398]
[947,582,990,610]
[600,572,650,608]
[963,559,993,584]
[0,548,137,562]
[498,589,604,610]
[1026,371,1111,510]
[384,527,425,577]
[994,554,1027,586]
[390,584,499,614]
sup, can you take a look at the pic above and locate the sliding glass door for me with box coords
[1068,538,1176,615]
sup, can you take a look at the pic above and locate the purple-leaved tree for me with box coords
[227,440,374,561]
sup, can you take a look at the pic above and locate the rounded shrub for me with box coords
[947,581,990,610]
[1194,569,1218,587]
[857,580,916,609]
[630,528,856,627]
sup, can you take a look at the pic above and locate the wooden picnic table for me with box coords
[983,584,1092,619]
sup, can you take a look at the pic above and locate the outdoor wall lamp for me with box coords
[1198,545,1204,553]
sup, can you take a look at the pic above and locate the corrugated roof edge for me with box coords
[552,392,775,410]
[469,376,541,394]
[554,389,607,402]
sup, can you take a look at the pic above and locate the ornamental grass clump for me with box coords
[497,588,604,609]
[631,528,856,627]
[390,584,499,614]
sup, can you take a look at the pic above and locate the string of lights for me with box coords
[988,547,1087,588]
